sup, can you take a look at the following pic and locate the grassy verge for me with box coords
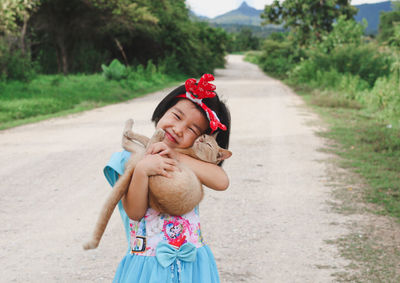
[244,52,400,280]
[0,72,185,130]
[293,87,400,219]
[244,52,400,220]
[291,86,400,282]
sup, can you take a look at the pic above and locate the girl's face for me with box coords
[156,99,208,149]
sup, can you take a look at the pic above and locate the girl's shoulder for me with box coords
[103,150,131,186]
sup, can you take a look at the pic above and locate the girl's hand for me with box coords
[136,153,178,178]
[146,142,178,160]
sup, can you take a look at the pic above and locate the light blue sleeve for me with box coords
[103,150,132,245]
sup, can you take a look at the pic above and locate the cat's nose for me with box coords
[199,136,204,142]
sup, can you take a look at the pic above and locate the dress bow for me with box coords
[156,242,197,268]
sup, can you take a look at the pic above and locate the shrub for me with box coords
[290,61,370,100]
[101,59,127,81]
[0,39,37,81]
[304,43,392,87]
[318,16,366,53]
[362,74,400,125]
[258,39,301,77]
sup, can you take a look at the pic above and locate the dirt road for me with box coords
[0,55,350,282]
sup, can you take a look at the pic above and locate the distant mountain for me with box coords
[190,1,394,35]
[189,10,210,22]
[212,2,263,25]
[354,1,393,34]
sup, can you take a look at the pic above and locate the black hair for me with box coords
[152,84,231,166]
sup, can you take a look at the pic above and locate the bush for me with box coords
[0,39,37,81]
[101,59,127,81]
[362,74,400,125]
[257,39,301,77]
[318,16,366,53]
[290,61,370,100]
[304,43,392,87]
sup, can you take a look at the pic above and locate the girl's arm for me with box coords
[178,153,229,191]
[146,141,230,191]
[122,154,177,221]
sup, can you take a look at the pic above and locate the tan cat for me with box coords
[83,119,232,250]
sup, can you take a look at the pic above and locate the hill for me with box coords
[190,1,394,35]
[212,2,263,25]
[354,1,393,34]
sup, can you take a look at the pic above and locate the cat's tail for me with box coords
[83,165,134,250]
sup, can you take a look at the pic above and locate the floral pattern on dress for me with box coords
[129,207,205,256]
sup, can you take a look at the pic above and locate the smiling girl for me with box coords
[104,74,231,283]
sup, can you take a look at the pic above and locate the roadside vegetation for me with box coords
[247,0,400,281]
[0,0,231,129]
[248,0,400,220]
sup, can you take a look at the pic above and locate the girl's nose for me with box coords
[173,124,183,137]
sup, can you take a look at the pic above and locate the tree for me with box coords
[378,1,400,46]
[29,0,158,74]
[0,0,39,53]
[261,0,357,45]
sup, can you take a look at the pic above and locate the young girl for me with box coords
[103,74,231,283]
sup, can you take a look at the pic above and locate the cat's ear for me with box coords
[211,132,219,140]
[217,148,232,162]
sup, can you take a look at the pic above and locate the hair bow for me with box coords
[177,74,227,133]
[185,74,216,99]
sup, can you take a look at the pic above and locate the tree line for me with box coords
[0,0,229,80]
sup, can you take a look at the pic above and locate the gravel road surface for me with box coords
[0,55,350,282]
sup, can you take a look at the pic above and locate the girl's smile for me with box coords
[156,99,208,149]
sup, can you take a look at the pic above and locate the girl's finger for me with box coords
[164,158,178,166]
[159,169,172,178]
[158,149,170,157]
[164,164,176,172]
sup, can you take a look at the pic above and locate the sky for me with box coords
[186,0,391,18]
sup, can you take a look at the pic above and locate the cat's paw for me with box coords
[154,128,165,141]
[125,119,134,128]
[124,119,135,140]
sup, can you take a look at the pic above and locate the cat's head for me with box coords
[192,134,232,164]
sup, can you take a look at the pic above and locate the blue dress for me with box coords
[104,151,220,283]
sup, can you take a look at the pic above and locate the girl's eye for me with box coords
[173,113,181,120]
[189,127,197,134]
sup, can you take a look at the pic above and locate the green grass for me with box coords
[245,52,400,220]
[244,51,261,64]
[0,72,184,130]
[295,88,400,219]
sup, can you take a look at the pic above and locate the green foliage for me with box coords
[257,36,304,77]
[361,74,400,125]
[227,27,261,52]
[0,0,39,36]
[377,8,400,45]
[388,24,400,47]
[0,66,183,129]
[318,16,366,53]
[261,0,358,45]
[101,59,127,81]
[290,65,370,100]
[304,44,391,87]
[313,102,400,219]
[0,38,36,81]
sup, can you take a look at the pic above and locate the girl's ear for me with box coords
[217,148,232,162]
